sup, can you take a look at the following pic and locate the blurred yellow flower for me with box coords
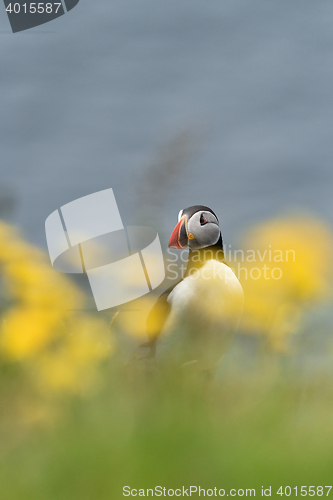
[237,215,333,351]
[35,317,111,394]
[0,221,111,394]
[116,295,158,339]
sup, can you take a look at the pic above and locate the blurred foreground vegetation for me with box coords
[1,352,333,499]
[0,215,333,499]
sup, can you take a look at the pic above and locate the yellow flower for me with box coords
[116,295,158,339]
[238,215,333,351]
[35,317,112,394]
[0,221,111,394]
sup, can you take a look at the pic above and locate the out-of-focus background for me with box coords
[1,0,333,246]
[1,0,333,498]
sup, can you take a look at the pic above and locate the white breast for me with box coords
[156,260,244,370]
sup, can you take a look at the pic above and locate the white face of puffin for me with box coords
[187,211,220,250]
[169,208,221,250]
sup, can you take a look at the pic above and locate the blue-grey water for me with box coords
[1,0,333,251]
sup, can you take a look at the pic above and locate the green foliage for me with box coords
[0,344,333,500]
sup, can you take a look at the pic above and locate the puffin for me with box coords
[141,205,244,375]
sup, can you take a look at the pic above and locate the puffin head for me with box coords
[168,205,222,251]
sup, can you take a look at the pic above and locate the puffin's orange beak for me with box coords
[168,215,189,249]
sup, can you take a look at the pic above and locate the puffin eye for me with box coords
[200,213,208,225]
